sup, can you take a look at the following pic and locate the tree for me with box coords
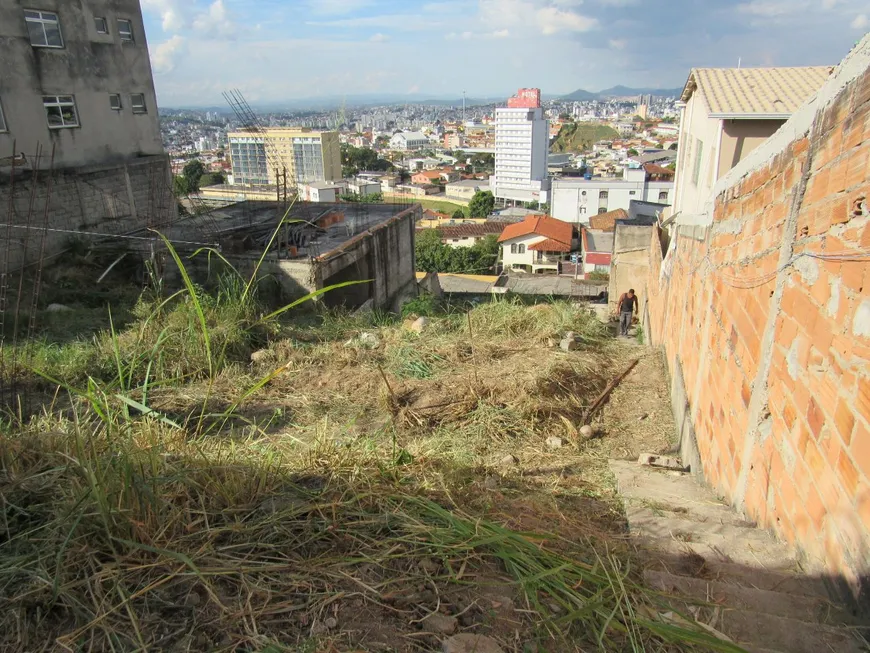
[468,190,495,218]
[627,148,639,157]
[668,142,678,151]
[452,209,466,220]
[470,152,495,172]
[199,171,225,187]
[182,159,206,191]
[341,144,394,176]
[414,230,500,274]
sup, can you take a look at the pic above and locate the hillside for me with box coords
[560,86,683,100]
[551,122,620,153]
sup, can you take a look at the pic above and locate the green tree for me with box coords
[627,148,639,157]
[468,190,495,218]
[341,144,394,176]
[452,209,466,220]
[173,175,190,196]
[414,231,500,274]
[198,171,225,187]
[182,159,206,191]
[415,229,453,273]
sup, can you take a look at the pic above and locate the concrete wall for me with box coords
[315,204,419,310]
[0,154,175,270]
[0,0,163,169]
[647,36,870,599]
[719,119,786,177]
[608,224,654,315]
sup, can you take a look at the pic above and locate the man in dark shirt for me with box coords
[617,289,638,337]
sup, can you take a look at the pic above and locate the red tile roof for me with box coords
[497,215,573,246]
[588,209,627,232]
[528,238,571,252]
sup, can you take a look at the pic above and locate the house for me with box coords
[437,223,506,248]
[673,66,831,218]
[643,163,675,181]
[580,228,615,276]
[588,208,627,232]
[446,179,491,201]
[412,170,443,185]
[389,131,430,150]
[497,215,575,274]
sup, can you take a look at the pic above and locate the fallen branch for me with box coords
[581,358,640,425]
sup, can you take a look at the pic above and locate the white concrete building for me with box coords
[491,88,550,204]
[389,131,429,150]
[550,168,674,225]
[497,214,574,274]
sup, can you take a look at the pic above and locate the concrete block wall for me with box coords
[0,155,174,270]
[647,38,870,594]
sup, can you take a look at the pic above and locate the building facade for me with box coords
[672,66,830,219]
[497,214,574,274]
[491,88,550,204]
[228,128,341,188]
[0,0,174,270]
[0,0,164,168]
[550,168,674,225]
[389,131,429,150]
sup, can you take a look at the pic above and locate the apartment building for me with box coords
[0,0,174,269]
[550,167,674,225]
[491,88,550,204]
[673,66,831,218]
[227,128,341,188]
[389,131,430,151]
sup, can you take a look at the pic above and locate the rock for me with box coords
[559,338,579,352]
[638,413,649,421]
[638,454,685,471]
[579,425,594,439]
[410,316,430,333]
[417,557,440,574]
[346,332,381,349]
[250,349,270,363]
[546,436,566,449]
[46,303,72,312]
[184,592,201,607]
[442,634,505,653]
[564,331,576,340]
[546,337,557,348]
[324,617,338,630]
[355,298,374,315]
[499,453,519,467]
[483,475,499,490]
[422,613,457,635]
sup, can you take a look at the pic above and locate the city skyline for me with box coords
[143,0,869,107]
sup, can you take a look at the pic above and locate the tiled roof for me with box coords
[585,252,612,265]
[439,223,506,239]
[528,238,571,253]
[681,67,832,117]
[589,209,627,232]
[497,215,573,246]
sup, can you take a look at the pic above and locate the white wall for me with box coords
[501,234,544,268]
[443,236,478,248]
[551,178,674,224]
[672,90,722,218]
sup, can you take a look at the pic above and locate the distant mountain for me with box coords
[559,86,683,101]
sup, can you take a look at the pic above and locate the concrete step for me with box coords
[643,570,860,626]
[641,555,833,600]
[628,507,797,568]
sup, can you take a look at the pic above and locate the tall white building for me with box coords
[491,88,550,204]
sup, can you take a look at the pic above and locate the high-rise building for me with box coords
[491,88,550,204]
[227,128,341,188]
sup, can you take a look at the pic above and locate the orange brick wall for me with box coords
[648,65,870,590]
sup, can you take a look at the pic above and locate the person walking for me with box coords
[617,289,638,337]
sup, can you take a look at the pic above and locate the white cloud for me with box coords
[479,0,598,36]
[608,38,627,49]
[537,6,598,33]
[141,0,185,31]
[151,35,185,74]
[852,13,869,27]
[192,0,235,37]
[822,0,842,8]
[370,32,390,42]
[492,29,511,38]
[595,0,640,5]
[736,1,799,17]
[308,0,374,15]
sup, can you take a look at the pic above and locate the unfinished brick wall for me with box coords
[0,155,175,270]
[648,50,870,593]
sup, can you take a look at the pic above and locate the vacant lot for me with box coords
[0,253,728,652]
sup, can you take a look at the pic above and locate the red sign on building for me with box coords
[507,88,541,109]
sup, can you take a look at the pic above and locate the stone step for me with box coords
[644,570,860,626]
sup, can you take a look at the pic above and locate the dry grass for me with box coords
[0,290,738,652]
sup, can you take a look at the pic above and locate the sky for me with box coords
[141,0,870,107]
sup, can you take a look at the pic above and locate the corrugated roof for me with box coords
[681,66,832,118]
[497,215,573,246]
[439,223,506,239]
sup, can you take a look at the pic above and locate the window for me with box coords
[598,207,607,214]
[511,243,518,254]
[130,93,146,113]
[43,96,78,128]
[0,98,6,132]
[517,244,525,254]
[94,16,108,33]
[599,191,609,199]
[692,138,704,185]
[658,191,669,202]
[117,18,133,42]
[25,10,63,47]
[629,191,636,195]
[579,206,587,214]
[581,190,587,196]
[109,94,122,110]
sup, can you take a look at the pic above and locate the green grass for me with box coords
[393,196,470,214]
